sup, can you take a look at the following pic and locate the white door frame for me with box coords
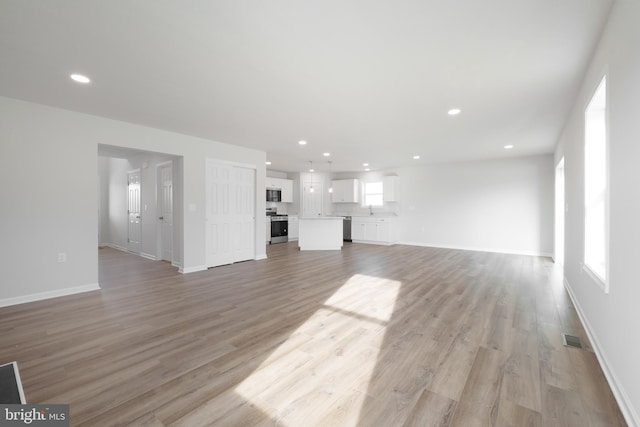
[156,161,173,262]
[554,157,565,266]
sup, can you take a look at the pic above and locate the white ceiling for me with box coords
[0,1,613,173]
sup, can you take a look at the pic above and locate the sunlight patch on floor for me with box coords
[233,273,402,426]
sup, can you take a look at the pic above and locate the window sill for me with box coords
[582,264,609,294]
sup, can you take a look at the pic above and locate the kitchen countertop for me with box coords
[299,216,343,220]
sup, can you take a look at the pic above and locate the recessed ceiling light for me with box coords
[323,152,330,157]
[298,140,307,145]
[309,168,314,172]
[70,74,91,83]
[504,145,514,149]
[413,155,420,160]
[265,161,271,165]
[363,163,369,167]
[365,168,371,171]
[448,108,461,116]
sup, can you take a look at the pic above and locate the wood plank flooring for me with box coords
[0,243,627,426]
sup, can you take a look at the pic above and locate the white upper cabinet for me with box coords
[266,177,280,189]
[383,176,399,202]
[280,179,293,203]
[331,179,360,203]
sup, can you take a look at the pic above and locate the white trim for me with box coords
[352,240,394,246]
[399,241,553,257]
[179,265,207,274]
[0,283,101,308]
[255,254,268,261]
[140,252,157,261]
[564,278,639,427]
[107,244,160,262]
[107,243,128,252]
[205,158,257,170]
[582,263,609,294]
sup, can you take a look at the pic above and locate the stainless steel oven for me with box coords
[270,215,288,244]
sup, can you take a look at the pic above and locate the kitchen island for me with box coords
[298,217,343,251]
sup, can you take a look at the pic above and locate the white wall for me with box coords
[396,155,554,255]
[555,1,640,424]
[332,156,553,256]
[0,96,266,305]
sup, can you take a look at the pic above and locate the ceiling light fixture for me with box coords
[70,74,91,83]
[365,168,371,172]
[265,161,271,165]
[363,163,369,167]
[323,152,330,157]
[504,145,514,149]
[298,140,307,145]
[448,108,461,115]
[413,155,420,160]
[309,161,314,193]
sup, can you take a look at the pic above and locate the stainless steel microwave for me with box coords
[266,188,282,202]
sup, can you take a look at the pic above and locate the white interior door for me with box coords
[232,166,255,262]
[127,169,142,254]
[158,163,173,262]
[206,161,255,268]
[303,181,323,217]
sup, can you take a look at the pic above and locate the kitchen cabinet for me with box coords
[331,179,360,203]
[351,217,397,245]
[352,219,365,241]
[266,178,279,189]
[266,177,294,203]
[383,176,399,202]
[288,216,299,240]
[280,179,293,203]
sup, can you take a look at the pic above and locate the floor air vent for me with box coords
[562,333,583,349]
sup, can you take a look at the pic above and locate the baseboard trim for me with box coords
[352,240,394,246]
[399,241,552,257]
[179,265,207,274]
[140,252,157,261]
[106,243,128,252]
[255,254,268,261]
[0,283,101,308]
[564,278,639,427]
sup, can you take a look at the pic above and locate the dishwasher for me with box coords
[342,216,352,242]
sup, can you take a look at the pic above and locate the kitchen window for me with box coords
[363,181,383,207]
[584,75,608,292]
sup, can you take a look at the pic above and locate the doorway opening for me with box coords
[98,144,182,269]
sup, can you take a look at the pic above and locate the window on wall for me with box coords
[363,181,383,207]
[584,75,608,292]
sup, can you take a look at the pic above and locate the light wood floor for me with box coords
[0,243,626,426]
